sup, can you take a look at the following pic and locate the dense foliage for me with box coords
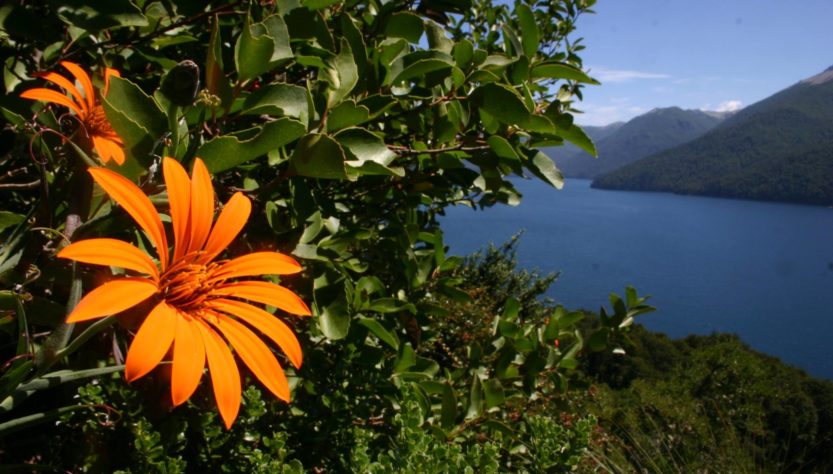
[553,106,724,179]
[0,0,652,471]
[584,326,833,472]
[593,75,833,205]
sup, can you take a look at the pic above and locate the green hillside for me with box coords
[550,107,724,179]
[593,67,833,205]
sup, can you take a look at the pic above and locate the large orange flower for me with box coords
[21,61,126,165]
[57,157,311,428]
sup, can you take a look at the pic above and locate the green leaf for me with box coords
[501,297,520,320]
[0,212,24,234]
[235,15,293,81]
[558,123,597,157]
[358,317,399,350]
[587,329,609,352]
[441,383,457,429]
[335,128,403,177]
[56,0,147,32]
[524,148,564,189]
[392,58,454,84]
[102,76,167,174]
[198,118,306,173]
[0,404,89,436]
[319,300,350,340]
[289,133,349,180]
[483,379,505,408]
[385,12,424,43]
[324,38,359,107]
[487,136,520,162]
[242,83,310,125]
[466,376,482,419]
[326,100,370,131]
[515,4,539,58]
[395,343,417,373]
[206,15,233,107]
[472,83,531,127]
[301,0,340,9]
[425,19,454,54]
[530,62,599,84]
[367,297,415,314]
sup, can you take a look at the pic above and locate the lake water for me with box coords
[441,179,833,380]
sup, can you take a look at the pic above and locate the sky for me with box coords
[572,0,833,126]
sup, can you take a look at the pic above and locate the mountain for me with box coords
[593,66,833,206]
[549,107,726,179]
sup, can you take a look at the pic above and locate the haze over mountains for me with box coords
[551,107,728,179]
[592,66,833,206]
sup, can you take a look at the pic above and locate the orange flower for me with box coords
[21,61,126,165]
[57,157,311,428]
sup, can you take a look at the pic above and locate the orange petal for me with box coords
[66,277,157,323]
[200,192,251,263]
[125,301,176,382]
[206,311,290,402]
[60,61,95,110]
[212,281,311,316]
[186,158,214,254]
[88,167,169,270]
[37,72,88,113]
[196,319,241,429]
[58,238,158,280]
[92,136,125,165]
[104,68,121,96]
[20,88,83,115]
[207,298,302,368]
[171,313,206,406]
[211,252,302,280]
[162,158,192,260]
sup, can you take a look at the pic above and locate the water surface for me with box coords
[441,179,833,379]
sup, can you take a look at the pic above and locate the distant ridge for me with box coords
[593,65,833,206]
[549,107,726,179]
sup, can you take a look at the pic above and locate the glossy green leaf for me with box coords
[515,4,539,58]
[319,300,350,340]
[198,118,306,173]
[335,128,403,177]
[393,58,454,84]
[102,76,167,173]
[466,376,482,419]
[524,149,564,189]
[358,317,400,350]
[441,383,457,429]
[290,133,349,179]
[242,83,310,125]
[385,12,424,43]
[558,123,597,157]
[530,62,599,84]
[326,100,370,131]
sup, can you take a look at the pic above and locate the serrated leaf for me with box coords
[242,83,310,125]
[289,133,349,179]
[393,58,454,84]
[335,128,403,177]
[235,15,293,81]
[198,118,306,173]
[326,100,370,131]
[102,75,167,175]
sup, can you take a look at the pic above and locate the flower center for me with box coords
[85,105,119,139]
[159,256,223,311]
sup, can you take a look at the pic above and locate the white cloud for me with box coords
[590,67,671,83]
[574,103,647,126]
[715,99,743,112]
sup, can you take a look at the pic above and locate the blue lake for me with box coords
[441,179,833,380]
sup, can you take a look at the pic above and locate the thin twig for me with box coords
[0,180,40,190]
